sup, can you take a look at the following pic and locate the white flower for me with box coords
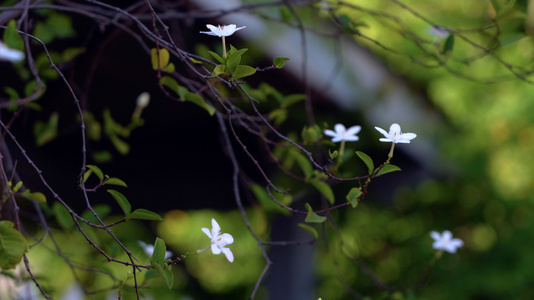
[138,241,173,260]
[324,123,361,143]
[0,41,24,62]
[428,26,450,39]
[201,218,234,262]
[375,123,417,144]
[200,24,246,37]
[136,92,150,109]
[430,230,464,253]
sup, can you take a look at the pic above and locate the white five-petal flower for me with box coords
[375,123,417,144]
[430,230,463,253]
[324,123,361,143]
[200,24,246,38]
[202,218,234,263]
[0,41,24,62]
[138,240,173,260]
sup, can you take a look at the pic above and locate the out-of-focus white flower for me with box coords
[136,92,150,109]
[428,26,450,39]
[375,123,417,144]
[430,230,464,253]
[138,241,173,260]
[200,24,246,38]
[0,41,24,62]
[324,123,361,143]
[201,218,234,262]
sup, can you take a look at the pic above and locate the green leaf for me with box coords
[21,190,47,203]
[346,187,362,208]
[304,203,327,223]
[308,179,335,205]
[33,12,76,44]
[184,92,215,116]
[268,108,288,126]
[34,112,59,146]
[107,190,131,216]
[208,51,225,64]
[281,94,306,108]
[273,57,290,69]
[298,223,318,239]
[301,126,318,145]
[13,181,23,193]
[442,34,454,55]
[230,65,257,80]
[109,135,130,155]
[249,183,291,215]
[53,202,74,229]
[288,149,313,179]
[212,64,230,77]
[150,237,167,265]
[151,48,170,69]
[150,238,173,289]
[356,151,374,175]
[375,164,401,177]
[226,50,244,73]
[160,76,188,99]
[162,62,175,73]
[3,19,24,51]
[0,221,28,270]
[86,165,104,182]
[127,209,163,221]
[104,177,127,187]
[329,150,339,159]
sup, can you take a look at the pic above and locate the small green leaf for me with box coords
[150,237,167,265]
[160,76,188,99]
[230,65,257,80]
[86,165,104,182]
[298,223,318,239]
[127,209,163,221]
[189,57,203,64]
[34,112,59,146]
[304,203,327,223]
[308,179,335,205]
[329,150,338,159]
[0,221,28,270]
[109,135,130,155]
[249,183,291,215]
[442,34,454,55]
[281,94,306,108]
[268,107,288,125]
[151,48,170,69]
[13,181,23,193]
[375,164,401,177]
[21,190,47,203]
[226,50,243,73]
[288,149,313,179]
[212,64,230,77]
[104,177,127,187]
[150,238,173,288]
[346,187,362,208]
[162,62,175,73]
[107,190,131,216]
[356,151,374,175]
[273,57,290,69]
[3,19,24,51]
[53,202,74,229]
[184,92,215,116]
[208,51,225,64]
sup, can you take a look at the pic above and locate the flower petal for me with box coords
[201,227,212,239]
[389,123,401,133]
[430,231,441,241]
[220,233,234,245]
[211,243,222,255]
[345,125,362,136]
[324,129,337,138]
[375,126,389,138]
[222,248,234,263]
[211,218,221,237]
[333,123,346,134]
